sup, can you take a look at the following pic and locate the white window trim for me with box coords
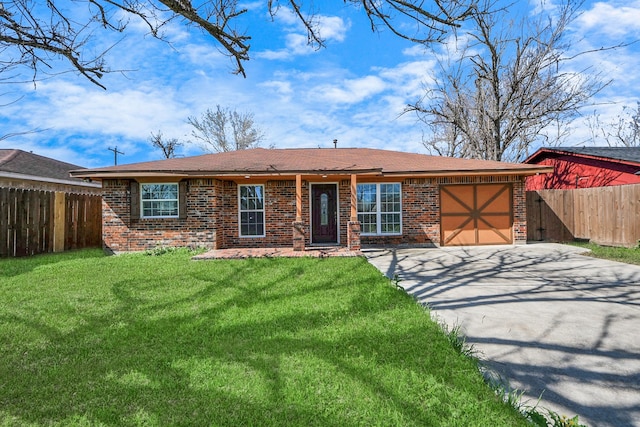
[140,183,179,219]
[238,184,266,238]
[357,183,402,236]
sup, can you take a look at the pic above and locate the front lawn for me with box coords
[0,249,527,426]
[569,241,640,266]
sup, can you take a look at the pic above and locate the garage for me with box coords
[440,183,513,246]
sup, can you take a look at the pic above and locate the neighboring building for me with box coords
[1,149,102,257]
[524,147,640,190]
[0,149,101,193]
[70,147,552,253]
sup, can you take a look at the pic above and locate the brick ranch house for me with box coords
[70,148,552,252]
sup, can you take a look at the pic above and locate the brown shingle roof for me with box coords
[0,149,88,182]
[70,148,552,178]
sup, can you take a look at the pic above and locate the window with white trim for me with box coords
[357,183,402,235]
[239,184,265,237]
[141,183,179,218]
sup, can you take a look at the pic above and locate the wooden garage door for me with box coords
[440,183,513,246]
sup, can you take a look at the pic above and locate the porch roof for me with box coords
[70,147,552,179]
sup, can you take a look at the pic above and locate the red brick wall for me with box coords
[101,175,528,251]
[220,180,310,248]
[512,180,527,243]
[359,178,439,247]
[102,179,221,252]
[359,175,527,246]
[102,179,131,253]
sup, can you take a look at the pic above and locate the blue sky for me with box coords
[1,0,640,168]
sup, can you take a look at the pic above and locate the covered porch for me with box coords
[290,172,365,252]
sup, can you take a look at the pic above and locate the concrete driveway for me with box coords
[364,243,640,427]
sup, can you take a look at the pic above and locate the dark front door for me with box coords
[311,184,338,244]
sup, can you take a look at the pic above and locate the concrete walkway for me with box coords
[364,243,640,427]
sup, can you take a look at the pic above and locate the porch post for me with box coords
[292,174,305,251]
[296,174,302,222]
[348,174,361,251]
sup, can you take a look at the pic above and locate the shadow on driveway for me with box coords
[364,243,640,427]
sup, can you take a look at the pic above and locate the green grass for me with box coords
[0,249,528,427]
[569,241,640,266]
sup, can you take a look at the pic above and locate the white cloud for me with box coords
[258,33,316,60]
[260,80,294,100]
[575,1,640,37]
[402,44,428,57]
[377,60,436,96]
[22,81,189,141]
[240,1,263,11]
[530,0,561,16]
[180,43,230,68]
[313,75,386,104]
[268,5,300,26]
[316,15,349,43]
[256,8,348,60]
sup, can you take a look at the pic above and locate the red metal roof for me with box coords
[71,148,552,178]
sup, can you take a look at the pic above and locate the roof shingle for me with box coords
[0,149,87,182]
[71,148,550,178]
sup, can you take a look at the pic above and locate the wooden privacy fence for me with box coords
[527,184,640,247]
[0,188,102,257]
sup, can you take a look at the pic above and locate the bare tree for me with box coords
[0,0,477,89]
[407,0,609,162]
[149,130,183,158]
[586,103,640,147]
[188,105,264,152]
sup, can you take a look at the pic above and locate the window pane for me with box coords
[158,185,177,199]
[380,184,401,213]
[320,193,329,225]
[239,186,265,237]
[254,186,264,209]
[357,184,377,213]
[240,211,264,236]
[141,184,179,218]
[381,213,401,233]
[356,183,401,235]
[358,213,377,234]
[159,201,178,216]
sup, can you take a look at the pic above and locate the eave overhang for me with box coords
[70,165,554,181]
[1,171,102,188]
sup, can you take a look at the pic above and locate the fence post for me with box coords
[53,191,66,252]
